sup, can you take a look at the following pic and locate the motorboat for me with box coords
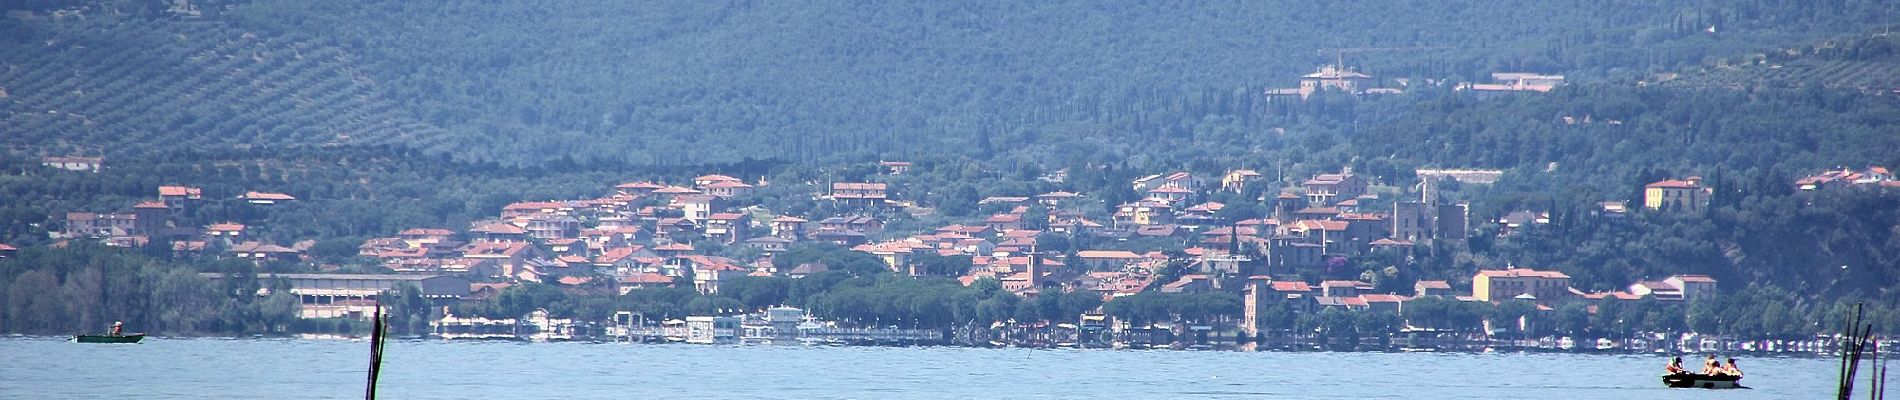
[1662,373,1743,389]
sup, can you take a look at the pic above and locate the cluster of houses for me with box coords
[355,174,787,295]
[27,160,1770,338]
[830,166,1482,303]
[1460,72,1566,95]
[41,156,104,173]
[1596,168,1895,219]
[1264,66,1564,100]
[1795,166,1896,192]
[40,164,1486,327]
[54,184,303,259]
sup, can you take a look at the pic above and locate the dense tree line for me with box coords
[4,1,1894,165]
[0,242,297,335]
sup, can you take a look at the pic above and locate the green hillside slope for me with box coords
[0,13,451,156]
[2,0,1893,164]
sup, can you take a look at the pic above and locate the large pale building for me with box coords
[1644,177,1713,213]
[1473,268,1570,303]
[1296,65,1372,99]
[202,273,470,319]
[1302,170,1367,206]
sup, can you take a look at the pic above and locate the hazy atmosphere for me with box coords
[3,0,1899,397]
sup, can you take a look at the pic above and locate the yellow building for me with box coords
[1112,200,1174,228]
[1473,268,1571,302]
[1644,177,1712,213]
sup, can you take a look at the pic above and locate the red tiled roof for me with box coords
[1361,294,1409,303]
[1671,274,1717,283]
[671,194,716,203]
[158,186,201,197]
[471,223,527,235]
[133,200,168,209]
[1271,281,1313,292]
[1076,250,1142,259]
[1415,280,1451,290]
[400,228,455,236]
[616,181,664,189]
[1477,269,1570,279]
[503,201,569,211]
[242,191,296,201]
[1646,179,1701,189]
[1000,230,1040,238]
[596,247,636,264]
[1289,220,1350,232]
[619,273,674,284]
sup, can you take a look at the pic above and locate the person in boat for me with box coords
[1723,358,1742,377]
[109,321,123,336]
[1700,354,1720,375]
[1665,357,1687,375]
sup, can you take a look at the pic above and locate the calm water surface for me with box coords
[0,336,1876,399]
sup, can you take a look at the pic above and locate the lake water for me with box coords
[0,336,1878,399]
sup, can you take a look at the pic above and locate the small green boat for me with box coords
[74,333,145,343]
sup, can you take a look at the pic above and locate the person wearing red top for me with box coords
[1664,357,1686,375]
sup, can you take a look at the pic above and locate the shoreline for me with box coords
[15,333,1888,359]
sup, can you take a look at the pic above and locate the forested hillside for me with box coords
[2,0,1894,164]
[1667,31,1900,90]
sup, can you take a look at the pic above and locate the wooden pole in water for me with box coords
[1843,304,1865,400]
[365,301,386,400]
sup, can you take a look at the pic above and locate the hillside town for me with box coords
[19,158,1894,350]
